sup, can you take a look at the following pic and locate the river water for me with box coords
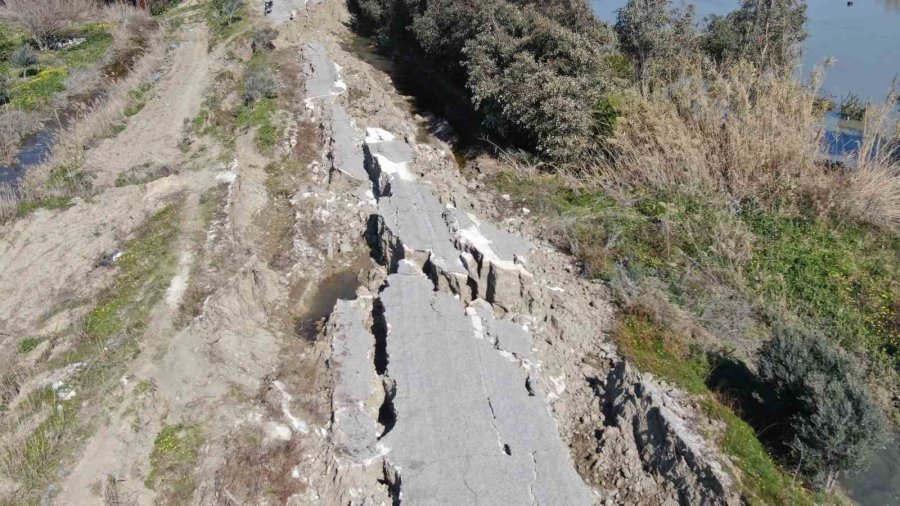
[590,2,900,501]
[590,0,900,101]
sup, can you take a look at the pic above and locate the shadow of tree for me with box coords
[705,353,791,457]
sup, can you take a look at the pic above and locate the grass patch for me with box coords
[497,171,900,374]
[0,204,182,502]
[55,23,114,69]
[9,66,67,110]
[1,387,81,493]
[615,309,813,505]
[123,82,153,117]
[744,210,900,371]
[83,205,181,341]
[145,423,204,504]
[615,309,711,395]
[15,196,74,216]
[17,337,44,354]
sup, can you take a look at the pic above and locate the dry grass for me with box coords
[843,88,900,231]
[0,109,42,165]
[592,63,900,233]
[594,62,825,204]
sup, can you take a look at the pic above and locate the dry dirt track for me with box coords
[0,1,742,504]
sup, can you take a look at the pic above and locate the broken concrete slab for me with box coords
[363,128,534,309]
[378,273,592,505]
[329,104,367,181]
[303,41,345,102]
[329,299,382,462]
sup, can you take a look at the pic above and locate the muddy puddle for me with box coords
[294,270,364,341]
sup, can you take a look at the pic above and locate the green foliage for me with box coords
[839,92,866,121]
[701,400,813,505]
[149,0,183,16]
[702,0,807,71]
[616,309,711,394]
[84,205,180,341]
[17,337,44,354]
[57,24,113,69]
[212,0,245,26]
[758,330,887,488]
[614,0,697,92]
[744,211,900,372]
[0,74,10,105]
[145,423,204,503]
[1,387,80,490]
[354,0,619,160]
[9,66,67,110]
[15,196,74,216]
[242,67,277,104]
[124,82,153,117]
[250,27,278,54]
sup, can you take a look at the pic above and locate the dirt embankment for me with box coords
[0,1,744,504]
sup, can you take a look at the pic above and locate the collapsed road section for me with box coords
[304,41,592,504]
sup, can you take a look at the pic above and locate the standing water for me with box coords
[590,1,900,503]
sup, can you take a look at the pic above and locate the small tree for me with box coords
[10,44,39,77]
[614,0,696,95]
[0,0,95,51]
[242,67,277,104]
[212,0,244,26]
[250,27,278,54]
[702,0,807,72]
[757,330,886,490]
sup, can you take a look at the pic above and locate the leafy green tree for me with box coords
[702,0,807,72]
[758,330,886,490]
[614,0,696,94]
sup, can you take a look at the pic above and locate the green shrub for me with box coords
[614,0,697,93]
[242,67,277,104]
[212,0,244,25]
[10,44,38,73]
[839,92,866,121]
[352,0,619,161]
[250,27,278,54]
[757,330,886,490]
[0,74,9,105]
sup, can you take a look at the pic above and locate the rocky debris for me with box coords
[591,361,740,505]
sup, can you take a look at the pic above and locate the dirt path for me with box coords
[82,21,212,189]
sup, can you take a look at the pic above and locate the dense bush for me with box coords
[242,67,277,104]
[250,27,278,54]
[702,0,806,72]
[352,0,618,160]
[758,330,886,490]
